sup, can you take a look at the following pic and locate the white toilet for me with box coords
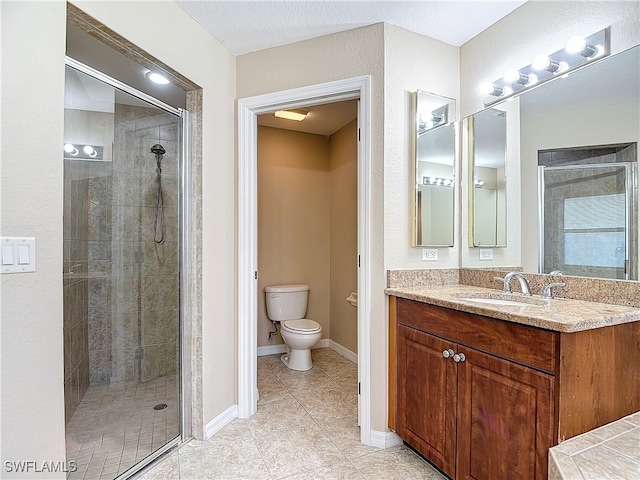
[265,284,322,371]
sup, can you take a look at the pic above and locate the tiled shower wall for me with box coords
[88,104,180,385]
[65,104,179,415]
[63,165,90,423]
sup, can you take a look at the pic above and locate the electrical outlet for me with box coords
[479,248,493,260]
[422,248,438,261]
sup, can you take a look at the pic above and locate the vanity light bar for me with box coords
[418,104,449,135]
[423,176,455,187]
[63,143,104,161]
[480,28,609,106]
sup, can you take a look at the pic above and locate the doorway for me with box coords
[63,58,189,479]
[237,76,373,444]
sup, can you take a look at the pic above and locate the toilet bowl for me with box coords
[280,319,322,371]
[265,284,322,371]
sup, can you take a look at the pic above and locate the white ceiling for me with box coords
[175,0,528,56]
[174,0,526,134]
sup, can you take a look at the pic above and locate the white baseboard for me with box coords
[328,340,358,363]
[257,344,286,356]
[257,339,330,357]
[204,404,238,440]
[370,429,403,449]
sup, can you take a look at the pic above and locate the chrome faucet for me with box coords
[494,272,532,296]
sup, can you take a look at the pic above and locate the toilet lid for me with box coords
[282,319,321,333]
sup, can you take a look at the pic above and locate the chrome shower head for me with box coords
[150,144,166,156]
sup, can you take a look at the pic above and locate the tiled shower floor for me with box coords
[65,375,178,479]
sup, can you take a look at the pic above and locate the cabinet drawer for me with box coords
[397,298,558,374]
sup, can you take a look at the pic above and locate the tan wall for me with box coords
[329,120,358,354]
[1,2,236,468]
[257,126,331,346]
[238,23,460,432]
[1,3,67,472]
[238,24,389,431]
[257,121,358,355]
[70,0,237,436]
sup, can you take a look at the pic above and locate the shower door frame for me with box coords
[64,57,192,473]
[538,162,637,280]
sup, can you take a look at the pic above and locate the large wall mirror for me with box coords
[466,107,507,247]
[412,91,456,247]
[463,44,639,280]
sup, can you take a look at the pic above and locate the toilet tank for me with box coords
[265,284,309,321]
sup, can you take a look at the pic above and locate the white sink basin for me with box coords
[456,294,546,307]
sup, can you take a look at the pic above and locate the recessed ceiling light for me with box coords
[145,71,170,85]
[274,109,309,121]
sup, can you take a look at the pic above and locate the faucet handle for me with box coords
[493,276,511,293]
[542,282,565,299]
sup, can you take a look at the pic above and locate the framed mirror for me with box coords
[467,107,507,247]
[462,44,640,280]
[412,91,456,247]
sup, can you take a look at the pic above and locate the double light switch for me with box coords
[1,237,36,273]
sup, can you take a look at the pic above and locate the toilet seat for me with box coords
[281,318,321,334]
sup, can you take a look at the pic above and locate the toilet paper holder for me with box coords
[346,292,358,307]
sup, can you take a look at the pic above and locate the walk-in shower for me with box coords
[62,58,187,479]
[539,143,638,280]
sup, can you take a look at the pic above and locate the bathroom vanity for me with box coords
[387,285,640,480]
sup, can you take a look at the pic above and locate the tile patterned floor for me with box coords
[137,348,446,479]
[65,375,179,479]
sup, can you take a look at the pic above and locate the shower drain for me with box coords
[153,403,168,411]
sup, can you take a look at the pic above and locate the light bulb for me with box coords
[566,36,599,57]
[503,69,521,83]
[64,143,75,153]
[145,71,170,85]
[83,145,94,155]
[566,36,586,54]
[480,82,503,96]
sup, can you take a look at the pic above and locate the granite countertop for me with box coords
[548,412,640,479]
[385,284,640,332]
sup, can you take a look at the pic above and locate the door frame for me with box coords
[237,76,372,445]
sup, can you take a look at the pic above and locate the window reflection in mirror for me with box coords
[468,107,507,247]
[413,91,456,247]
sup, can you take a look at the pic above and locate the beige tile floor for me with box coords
[137,348,446,479]
[65,375,179,479]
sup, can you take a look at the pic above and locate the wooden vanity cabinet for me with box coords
[391,296,640,480]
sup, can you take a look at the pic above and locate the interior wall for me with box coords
[383,24,460,270]
[1,2,67,475]
[329,119,358,354]
[237,24,389,431]
[257,126,331,347]
[238,22,461,432]
[70,0,236,437]
[1,4,235,471]
[460,0,640,118]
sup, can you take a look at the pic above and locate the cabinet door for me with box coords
[456,348,554,480]
[397,324,457,478]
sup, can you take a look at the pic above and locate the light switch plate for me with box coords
[1,237,36,273]
[479,248,494,261]
[422,248,438,261]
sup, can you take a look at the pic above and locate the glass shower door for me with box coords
[63,62,183,479]
[539,163,635,279]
